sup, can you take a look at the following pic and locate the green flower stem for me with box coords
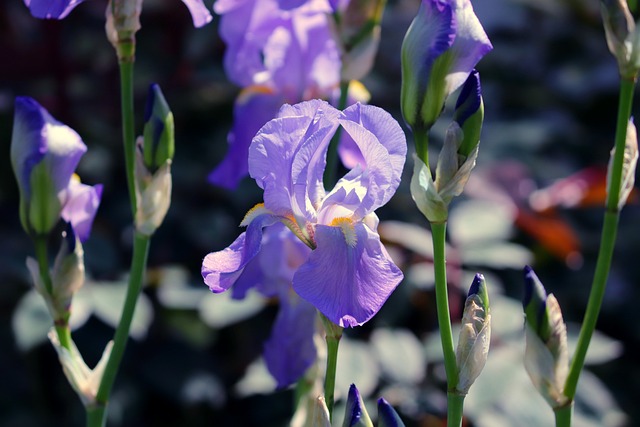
[118,57,137,217]
[86,405,106,427]
[563,77,636,402]
[320,313,343,422]
[413,129,429,167]
[430,222,459,391]
[33,235,73,350]
[323,80,350,190]
[555,402,573,427]
[92,232,150,425]
[447,392,465,427]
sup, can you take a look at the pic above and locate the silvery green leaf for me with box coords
[371,328,425,385]
[198,289,265,328]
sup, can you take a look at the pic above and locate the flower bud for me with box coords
[105,0,143,60]
[342,384,373,427]
[522,266,569,409]
[455,274,491,394]
[26,224,85,323]
[453,70,484,158]
[377,398,405,427]
[49,330,113,407]
[134,137,172,236]
[607,118,638,210]
[11,97,87,238]
[143,84,175,172]
[332,0,385,81]
[410,121,479,222]
[600,0,640,78]
[401,0,492,131]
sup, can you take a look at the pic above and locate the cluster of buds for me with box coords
[135,84,175,236]
[410,71,483,223]
[522,266,570,409]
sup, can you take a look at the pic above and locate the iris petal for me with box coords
[293,222,403,327]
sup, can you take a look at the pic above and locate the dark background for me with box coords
[1,0,638,425]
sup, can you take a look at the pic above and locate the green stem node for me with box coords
[447,392,465,427]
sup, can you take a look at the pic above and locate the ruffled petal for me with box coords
[23,0,85,19]
[180,0,213,27]
[263,289,317,387]
[209,87,285,189]
[60,179,102,242]
[201,213,278,293]
[327,103,405,219]
[293,222,403,327]
[249,99,340,221]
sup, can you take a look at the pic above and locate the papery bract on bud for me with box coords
[522,266,569,409]
[607,118,638,210]
[48,330,113,407]
[401,0,492,131]
[455,273,490,394]
[134,137,172,236]
[600,0,640,78]
[11,97,96,238]
[377,398,405,427]
[203,99,406,328]
[27,224,86,322]
[343,383,373,427]
[143,84,175,172]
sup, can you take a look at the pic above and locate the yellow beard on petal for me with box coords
[329,217,358,248]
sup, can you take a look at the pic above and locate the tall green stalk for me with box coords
[559,77,636,426]
[320,313,343,422]
[430,222,463,426]
[117,57,137,216]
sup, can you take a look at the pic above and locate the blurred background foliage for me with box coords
[1,0,639,426]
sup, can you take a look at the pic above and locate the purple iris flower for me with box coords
[11,97,102,241]
[202,99,406,328]
[401,0,492,130]
[23,0,212,27]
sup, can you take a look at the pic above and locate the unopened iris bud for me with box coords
[26,224,85,323]
[522,266,569,409]
[343,384,373,427]
[332,0,385,81]
[401,0,492,132]
[455,273,491,394]
[377,398,405,427]
[601,0,640,78]
[410,121,479,222]
[105,0,143,60]
[11,97,87,238]
[134,138,172,236]
[607,118,638,210]
[454,70,484,158]
[143,84,175,172]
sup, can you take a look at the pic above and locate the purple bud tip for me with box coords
[522,265,536,307]
[144,83,160,123]
[377,397,404,427]
[467,273,485,297]
[454,69,482,126]
[63,221,77,252]
[346,384,364,426]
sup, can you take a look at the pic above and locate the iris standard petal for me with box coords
[180,0,213,27]
[249,99,340,220]
[332,103,406,218]
[209,87,285,189]
[61,179,102,242]
[201,213,278,293]
[263,289,317,388]
[23,0,85,19]
[293,222,403,327]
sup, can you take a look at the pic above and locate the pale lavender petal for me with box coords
[293,222,403,327]
[11,97,86,199]
[180,0,213,27]
[444,0,493,95]
[60,180,102,242]
[23,0,85,19]
[263,289,317,387]
[209,88,285,189]
[318,103,406,221]
[249,99,340,220]
[201,213,278,293]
